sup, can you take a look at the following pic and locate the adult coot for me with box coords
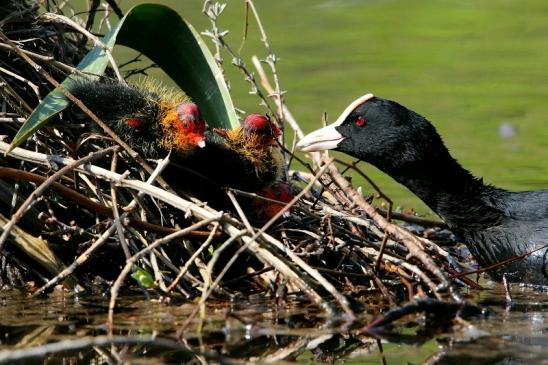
[297,94,548,285]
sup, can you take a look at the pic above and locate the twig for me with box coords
[31,224,117,297]
[325,159,452,298]
[0,146,117,252]
[252,56,303,139]
[110,152,131,259]
[451,244,548,278]
[0,167,214,237]
[108,215,221,333]
[165,223,220,293]
[244,1,285,122]
[0,336,208,364]
[39,12,123,81]
[0,43,82,75]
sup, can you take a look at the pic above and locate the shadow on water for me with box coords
[0,284,545,364]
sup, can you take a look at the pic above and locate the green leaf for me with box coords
[9,3,239,151]
[131,267,157,289]
[116,4,238,129]
[8,24,121,151]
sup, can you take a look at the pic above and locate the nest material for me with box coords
[0,0,472,320]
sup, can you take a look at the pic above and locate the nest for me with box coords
[0,0,475,334]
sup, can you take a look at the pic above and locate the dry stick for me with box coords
[0,2,39,28]
[0,117,24,123]
[39,12,123,81]
[29,155,189,296]
[201,3,278,118]
[165,223,220,293]
[0,167,212,237]
[319,204,406,254]
[229,159,351,312]
[196,231,247,333]
[375,234,390,273]
[226,189,255,233]
[0,66,40,98]
[32,224,117,297]
[150,249,167,294]
[377,208,448,229]
[360,246,438,292]
[107,215,221,333]
[0,146,116,252]
[202,1,228,86]
[128,226,205,295]
[245,1,284,120]
[451,243,548,279]
[0,336,207,364]
[252,56,302,139]
[178,159,354,336]
[0,73,33,114]
[0,43,82,75]
[0,31,173,193]
[214,160,354,318]
[1,142,338,314]
[124,152,171,211]
[0,141,226,221]
[326,162,452,298]
[228,187,293,206]
[326,156,449,261]
[333,159,395,272]
[110,153,131,259]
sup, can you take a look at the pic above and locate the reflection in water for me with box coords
[0,284,545,364]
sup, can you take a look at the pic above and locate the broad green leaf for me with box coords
[116,4,238,129]
[10,3,239,151]
[8,24,121,151]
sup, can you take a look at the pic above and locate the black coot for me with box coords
[298,94,547,285]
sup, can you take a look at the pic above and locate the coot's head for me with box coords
[297,94,444,170]
[243,113,281,145]
[174,102,207,148]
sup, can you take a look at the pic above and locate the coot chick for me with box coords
[297,94,548,285]
[166,113,286,219]
[68,80,206,157]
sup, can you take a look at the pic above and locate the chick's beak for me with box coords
[297,123,344,152]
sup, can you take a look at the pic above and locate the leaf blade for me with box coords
[116,4,239,129]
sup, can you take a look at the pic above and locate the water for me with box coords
[0,284,546,364]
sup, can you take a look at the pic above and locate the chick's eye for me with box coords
[355,117,366,127]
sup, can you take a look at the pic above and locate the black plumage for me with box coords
[68,80,164,157]
[298,95,548,284]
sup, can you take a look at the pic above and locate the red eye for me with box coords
[355,117,366,127]
[127,118,143,129]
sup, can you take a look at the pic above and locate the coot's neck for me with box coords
[384,155,505,229]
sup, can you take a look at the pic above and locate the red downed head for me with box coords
[243,113,281,139]
[175,102,206,148]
